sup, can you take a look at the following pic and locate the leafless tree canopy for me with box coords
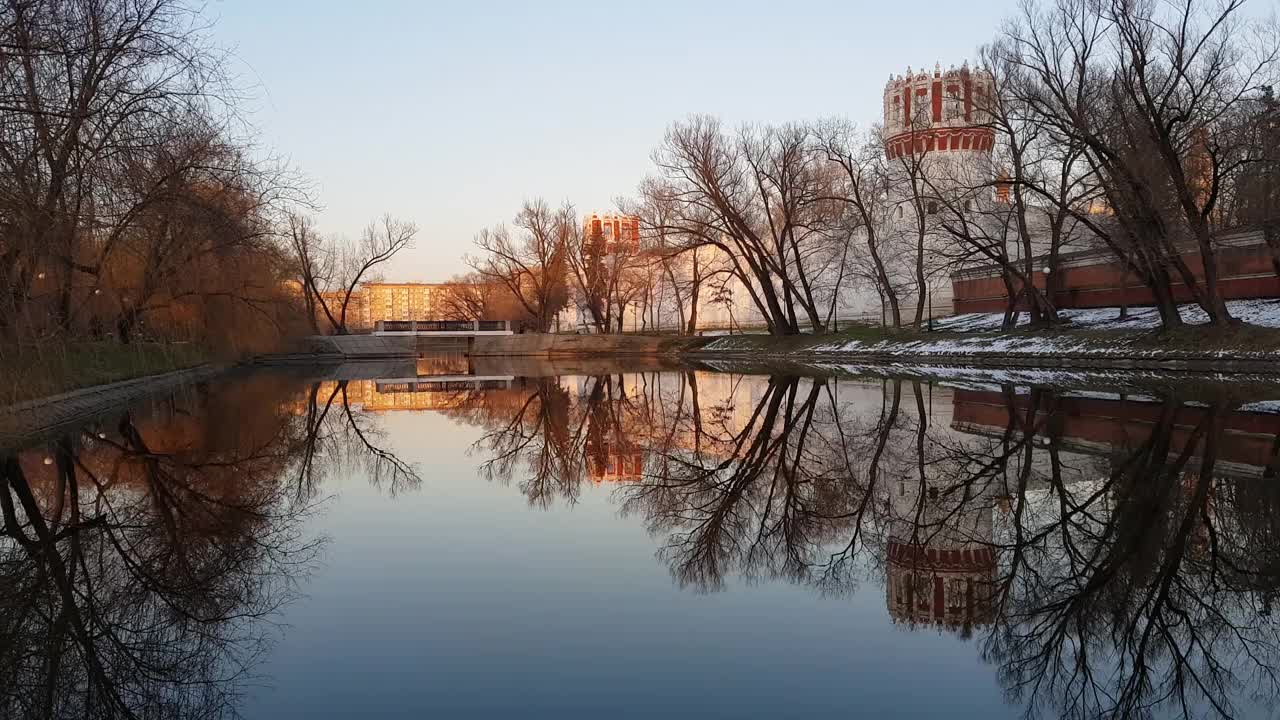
[0,0,321,357]
[288,214,418,335]
[466,199,571,332]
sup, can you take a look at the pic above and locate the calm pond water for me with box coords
[4,356,1280,719]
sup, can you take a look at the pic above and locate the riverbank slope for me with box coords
[0,341,212,406]
[690,300,1280,374]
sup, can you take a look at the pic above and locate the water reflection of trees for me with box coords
[294,379,423,498]
[0,373,422,719]
[459,371,1280,719]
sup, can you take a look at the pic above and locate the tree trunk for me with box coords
[1150,268,1184,330]
[1192,229,1234,326]
[1002,272,1019,330]
[913,227,927,329]
[1266,223,1280,278]
[116,308,140,344]
[686,281,700,335]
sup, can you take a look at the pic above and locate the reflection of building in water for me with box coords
[951,388,1280,479]
[586,438,644,483]
[861,380,999,632]
[416,354,473,377]
[884,475,999,633]
[560,371,773,482]
[887,541,997,631]
[316,378,515,413]
[944,386,1280,616]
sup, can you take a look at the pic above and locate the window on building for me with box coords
[963,199,972,212]
[926,201,939,214]
[945,93,963,121]
[896,206,904,219]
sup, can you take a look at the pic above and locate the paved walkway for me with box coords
[0,365,222,452]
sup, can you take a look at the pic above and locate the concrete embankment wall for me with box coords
[303,335,418,357]
[277,335,468,358]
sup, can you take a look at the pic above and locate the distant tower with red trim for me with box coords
[883,61,995,164]
[878,62,997,320]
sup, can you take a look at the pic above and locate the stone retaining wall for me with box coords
[304,335,420,357]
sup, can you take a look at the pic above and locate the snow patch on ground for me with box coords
[932,298,1280,333]
[812,362,1150,389]
[696,357,1280,400]
[1239,400,1280,414]
[699,298,1280,360]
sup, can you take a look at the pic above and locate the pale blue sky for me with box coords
[215,0,1017,280]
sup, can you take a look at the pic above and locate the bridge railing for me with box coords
[372,319,512,334]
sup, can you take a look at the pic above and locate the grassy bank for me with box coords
[0,342,212,407]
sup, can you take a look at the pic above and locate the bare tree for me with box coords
[0,0,315,359]
[297,214,417,335]
[1223,86,1280,274]
[564,212,642,333]
[648,116,847,335]
[631,179,735,334]
[467,199,571,332]
[815,120,905,327]
[924,49,1100,329]
[287,214,333,335]
[0,0,232,337]
[1002,0,1280,329]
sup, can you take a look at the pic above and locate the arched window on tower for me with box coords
[896,205,904,219]
[927,201,939,214]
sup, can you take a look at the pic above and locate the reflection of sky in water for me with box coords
[246,408,1010,719]
[10,367,1278,719]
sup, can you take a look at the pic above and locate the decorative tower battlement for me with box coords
[883,62,995,160]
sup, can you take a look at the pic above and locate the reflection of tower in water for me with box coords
[885,477,999,634]
[586,437,644,483]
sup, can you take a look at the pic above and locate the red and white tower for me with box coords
[879,62,997,319]
[883,61,995,165]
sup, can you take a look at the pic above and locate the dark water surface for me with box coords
[5,357,1280,719]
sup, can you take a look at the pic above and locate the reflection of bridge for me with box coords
[372,320,513,336]
[374,376,515,393]
[311,374,523,413]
